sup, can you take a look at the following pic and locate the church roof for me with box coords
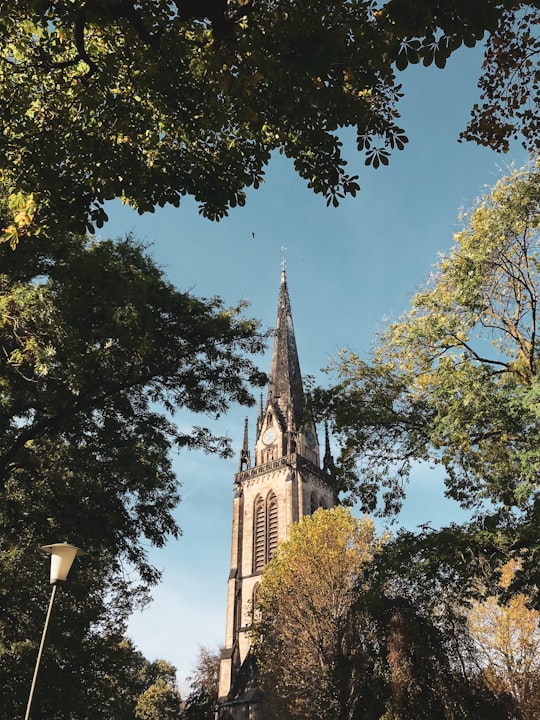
[267,268,305,430]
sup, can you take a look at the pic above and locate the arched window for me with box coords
[253,491,279,572]
[310,492,318,514]
[253,495,266,572]
[267,492,279,561]
[319,497,327,510]
[252,582,262,623]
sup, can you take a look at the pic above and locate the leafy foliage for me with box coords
[253,508,510,720]
[1,629,182,720]
[253,507,384,720]
[0,1,537,241]
[468,561,540,720]
[381,0,539,156]
[135,660,183,720]
[318,160,540,598]
[461,6,540,152]
[183,646,221,720]
[0,233,266,717]
[0,0,390,238]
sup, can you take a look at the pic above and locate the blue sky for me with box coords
[100,45,529,689]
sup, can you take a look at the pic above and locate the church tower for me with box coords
[217,269,337,718]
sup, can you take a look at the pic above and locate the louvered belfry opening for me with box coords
[266,492,278,561]
[253,495,266,572]
[252,492,279,572]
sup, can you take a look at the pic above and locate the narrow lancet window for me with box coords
[253,495,266,572]
[267,492,279,561]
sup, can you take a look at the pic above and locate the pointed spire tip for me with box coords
[280,246,287,281]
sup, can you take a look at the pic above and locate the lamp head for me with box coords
[41,543,86,584]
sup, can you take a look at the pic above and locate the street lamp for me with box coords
[24,543,86,720]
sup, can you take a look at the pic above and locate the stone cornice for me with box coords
[234,453,329,486]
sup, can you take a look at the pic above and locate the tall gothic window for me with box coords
[253,491,279,572]
[252,582,262,623]
[253,495,266,572]
[267,492,278,561]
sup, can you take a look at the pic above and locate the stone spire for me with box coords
[239,417,250,472]
[267,268,305,430]
[323,422,334,474]
[256,393,264,436]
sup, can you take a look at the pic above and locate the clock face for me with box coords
[262,428,277,445]
[305,430,316,449]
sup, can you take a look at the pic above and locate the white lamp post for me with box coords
[24,543,86,720]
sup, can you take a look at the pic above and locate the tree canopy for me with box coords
[183,646,221,720]
[1,1,538,242]
[253,507,510,720]
[318,160,540,602]
[0,232,266,716]
[468,561,540,720]
[135,659,183,720]
[253,507,383,720]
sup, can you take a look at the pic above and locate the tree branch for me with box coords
[0,368,160,485]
